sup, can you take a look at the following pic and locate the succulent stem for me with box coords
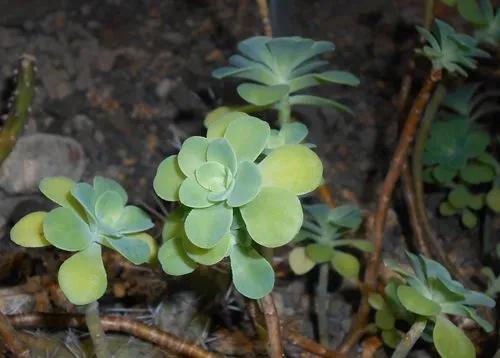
[316,263,330,347]
[278,98,291,125]
[0,54,36,165]
[85,301,110,358]
[391,320,427,358]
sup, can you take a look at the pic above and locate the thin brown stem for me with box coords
[365,68,442,289]
[260,293,284,357]
[317,183,337,208]
[0,313,30,357]
[9,313,219,358]
[256,0,272,37]
[284,330,347,358]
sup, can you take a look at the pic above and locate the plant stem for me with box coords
[316,263,330,347]
[261,293,284,357]
[365,68,442,290]
[85,301,110,358]
[424,0,435,30]
[0,312,29,357]
[256,0,272,37]
[391,320,427,358]
[0,54,36,165]
[9,313,219,358]
[278,98,291,125]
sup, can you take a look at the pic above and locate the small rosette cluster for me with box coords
[288,204,373,279]
[153,112,323,299]
[11,176,156,305]
[383,252,494,357]
[417,19,489,76]
[212,36,359,113]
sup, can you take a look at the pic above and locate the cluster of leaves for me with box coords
[212,36,359,114]
[440,0,500,46]
[380,252,494,357]
[416,19,489,76]
[10,176,156,305]
[423,84,500,228]
[288,204,373,279]
[153,112,323,299]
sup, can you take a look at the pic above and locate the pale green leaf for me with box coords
[331,251,360,279]
[11,212,50,247]
[184,203,233,248]
[39,176,76,208]
[177,136,209,177]
[433,315,475,358]
[288,247,315,275]
[58,243,107,305]
[93,176,127,205]
[240,187,303,248]
[179,177,212,208]
[306,243,334,263]
[158,237,197,275]
[104,235,151,265]
[224,115,270,162]
[230,244,274,299]
[206,112,242,139]
[227,161,262,207]
[259,144,323,195]
[43,207,93,251]
[237,83,289,105]
[153,155,185,202]
[95,191,124,227]
[183,232,233,265]
[207,138,237,174]
[397,286,441,316]
[375,307,395,330]
[126,232,158,265]
[114,206,153,233]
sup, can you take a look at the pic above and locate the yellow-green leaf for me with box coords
[10,211,50,247]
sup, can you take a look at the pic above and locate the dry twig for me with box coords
[9,313,219,358]
[260,294,284,357]
[256,0,272,37]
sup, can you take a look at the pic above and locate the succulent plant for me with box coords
[153,112,323,299]
[384,252,494,357]
[10,176,156,305]
[423,118,493,184]
[265,122,314,154]
[212,36,359,122]
[416,19,489,76]
[288,204,373,279]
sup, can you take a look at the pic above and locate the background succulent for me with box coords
[10,176,156,305]
[153,112,324,299]
[212,36,359,121]
[416,19,489,76]
[423,84,500,228]
[288,204,373,279]
[385,252,494,357]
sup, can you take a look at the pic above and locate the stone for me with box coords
[0,134,86,194]
[155,78,177,99]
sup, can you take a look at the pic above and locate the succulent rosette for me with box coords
[153,112,323,298]
[10,176,156,305]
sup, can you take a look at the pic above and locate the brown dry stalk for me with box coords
[284,330,347,358]
[317,184,337,208]
[365,68,442,289]
[0,313,30,357]
[339,68,442,354]
[260,294,284,357]
[9,313,219,358]
[401,162,432,256]
[256,0,272,37]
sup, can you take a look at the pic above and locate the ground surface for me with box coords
[0,0,498,357]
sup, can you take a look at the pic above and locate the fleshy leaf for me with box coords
[184,203,233,248]
[315,71,360,86]
[95,191,124,227]
[288,247,315,275]
[204,106,232,128]
[328,205,362,229]
[206,112,242,139]
[153,155,185,202]
[39,176,76,208]
[114,206,154,233]
[461,209,477,229]
[195,162,228,192]
[207,138,237,174]
[332,239,374,252]
[177,136,209,177]
[227,161,262,207]
[11,212,50,247]
[240,187,303,248]
[237,83,289,105]
[368,293,385,310]
[93,176,127,205]
[230,244,274,299]
[397,286,441,316]
[58,243,107,305]
[259,144,323,195]
[158,237,197,275]
[179,177,212,208]
[375,307,395,330]
[433,315,475,358]
[486,187,500,213]
[382,330,401,349]
[281,122,308,144]
[104,235,151,265]
[224,115,270,162]
[126,232,158,264]
[71,183,96,219]
[306,243,334,263]
[161,207,185,242]
[183,232,233,265]
[331,251,360,278]
[43,207,93,251]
